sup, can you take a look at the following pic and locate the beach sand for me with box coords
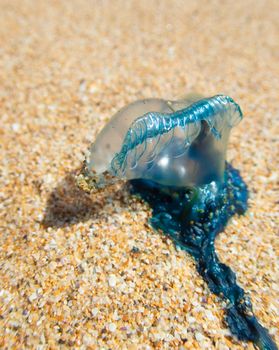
[0,0,278,348]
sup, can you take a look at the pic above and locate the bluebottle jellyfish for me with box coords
[77,94,277,350]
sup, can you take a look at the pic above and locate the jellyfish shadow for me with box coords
[42,168,128,229]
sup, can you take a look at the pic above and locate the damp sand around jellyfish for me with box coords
[77,94,278,350]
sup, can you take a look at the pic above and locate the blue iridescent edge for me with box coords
[111,95,242,174]
[130,163,277,350]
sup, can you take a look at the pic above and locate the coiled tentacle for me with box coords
[130,164,278,350]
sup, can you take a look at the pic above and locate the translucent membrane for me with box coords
[85,94,243,188]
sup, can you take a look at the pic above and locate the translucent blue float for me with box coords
[83,94,241,189]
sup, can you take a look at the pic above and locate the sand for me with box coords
[0,0,278,349]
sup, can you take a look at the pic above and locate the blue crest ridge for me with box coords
[111,95,243,175]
